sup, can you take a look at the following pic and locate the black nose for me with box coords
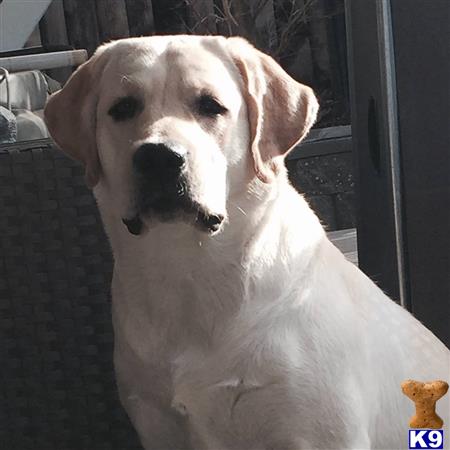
[133,143,185,175]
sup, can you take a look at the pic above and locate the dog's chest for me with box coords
[110,257,246,388]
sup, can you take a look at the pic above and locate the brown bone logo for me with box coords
[401,380,449,429]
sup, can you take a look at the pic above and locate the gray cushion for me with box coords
[0,70,49,111]
[0,105,17,143]
[14,108,49,141]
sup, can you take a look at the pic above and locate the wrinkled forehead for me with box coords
[102,37,241,99]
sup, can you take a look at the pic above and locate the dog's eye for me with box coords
[197,95,228,117]
[108,96,142,121]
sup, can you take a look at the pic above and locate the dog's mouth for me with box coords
[122,210,224,236]
[122,216,144,236]
[121,178,225,236]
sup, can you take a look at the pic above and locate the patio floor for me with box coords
[327,228,358,265]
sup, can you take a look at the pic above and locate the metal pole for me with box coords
[375,0,408,309]
[0,50,87,73]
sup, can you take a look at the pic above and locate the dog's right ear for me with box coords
[44,46,108,188]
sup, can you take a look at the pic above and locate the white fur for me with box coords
[103,183,449,450]
[48,36,450,450]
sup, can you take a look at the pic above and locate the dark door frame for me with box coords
[345,0,449,346]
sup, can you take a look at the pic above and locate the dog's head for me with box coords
[44,36,318,236]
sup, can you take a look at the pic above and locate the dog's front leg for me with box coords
[273,432,370,450]
[286,432,371,450]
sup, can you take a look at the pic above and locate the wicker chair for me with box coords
[0,140,142,449]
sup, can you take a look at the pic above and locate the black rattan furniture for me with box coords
[0,140,142,449]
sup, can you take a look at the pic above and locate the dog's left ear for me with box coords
[227,37,319,182]
[44,45,109,188]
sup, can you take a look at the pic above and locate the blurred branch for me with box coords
[221,0,238,27]
[275,0,316,58]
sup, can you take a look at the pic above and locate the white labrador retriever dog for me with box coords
[44,35,449,450]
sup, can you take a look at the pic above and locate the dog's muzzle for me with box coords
[122,143,224,235]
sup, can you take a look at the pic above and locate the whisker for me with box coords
[229,201,248,216]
